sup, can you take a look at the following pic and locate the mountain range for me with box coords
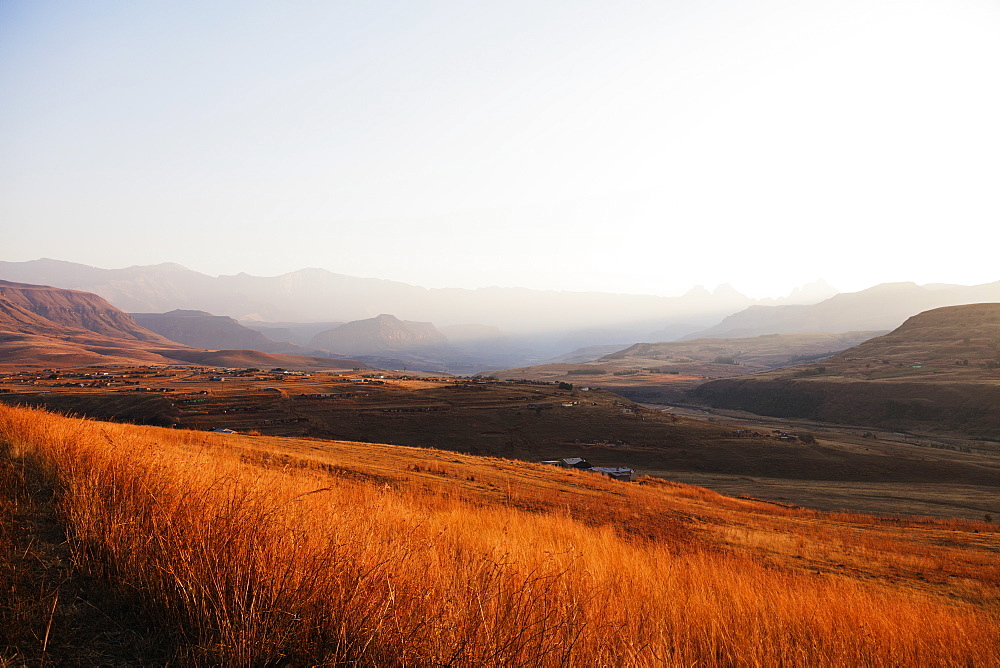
[0,280,364,370]
[0,259,832,342]
[4,259,1000,375]
[692,281,1000,338]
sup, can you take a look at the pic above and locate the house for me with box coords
[541,458,635,481]
[562,457,592,469]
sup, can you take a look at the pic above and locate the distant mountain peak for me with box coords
[134,262,192,271]
[777,279,839,305]
[684,285,711,298]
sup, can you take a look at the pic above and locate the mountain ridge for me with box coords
[689,282,1000,338]
[0,260,824,339]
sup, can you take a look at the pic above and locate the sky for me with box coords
[2,0,999,299]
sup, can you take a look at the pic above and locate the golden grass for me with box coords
[1,404,997,666]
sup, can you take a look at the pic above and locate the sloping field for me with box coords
[1,405,997,665]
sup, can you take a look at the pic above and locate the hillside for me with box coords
[1,404,996,665]
[0,279,174,343]
[132,309,297,352]
[0,279,197,366]
[0,331,184,368]
[309,313,448,354]
[0,295,78,338]
[691,281,1000,338]
[496,331,882,403]
[602,331,882,367]
[695,303,1000,438]
[162,348,364,371]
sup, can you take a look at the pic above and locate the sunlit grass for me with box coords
[1,404,997,665]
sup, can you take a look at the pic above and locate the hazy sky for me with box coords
[2,0,999,298]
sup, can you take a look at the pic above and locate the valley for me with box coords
[2,275,998,523]
[2,363,996,521]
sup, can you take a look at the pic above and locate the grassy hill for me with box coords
[695,303,1000,438]
[1,404,997,665]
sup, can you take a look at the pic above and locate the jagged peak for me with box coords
[684,285,711,298]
